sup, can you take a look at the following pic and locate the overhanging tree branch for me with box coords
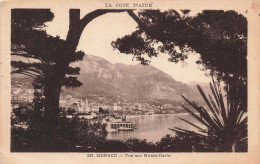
[11,69,38,79]
[80,9,133,27]
[127,10,150,33]
[171,10,195,29]
[126,10,160,41]
[19,72,37,79]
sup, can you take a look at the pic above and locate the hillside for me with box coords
[64,54,200,102]
[12,54,205,104]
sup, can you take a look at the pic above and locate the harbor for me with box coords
[105,116,136,132]
[106,114,199,142]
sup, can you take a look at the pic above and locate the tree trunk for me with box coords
[42,9,132,135]
[43,74,62,135]
[43,9,84,134]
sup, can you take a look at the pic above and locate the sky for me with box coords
[46,8,211,84]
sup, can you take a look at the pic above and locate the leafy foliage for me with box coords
[98,140,130,152]
[11,116,108,152]
[11,9,84,87]
[11,9,86,132]
[113,10,247,111]
[12,105,33,123]
[67,107,76,115]
[113,10,247,81]
[73,119,108,151]
[155,133,210,152]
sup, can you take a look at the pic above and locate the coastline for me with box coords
[125,113,192,118]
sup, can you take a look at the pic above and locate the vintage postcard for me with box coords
[0,0,259,163]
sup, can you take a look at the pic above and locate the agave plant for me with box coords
[171,79,247,152]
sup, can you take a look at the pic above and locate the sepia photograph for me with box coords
[10,8,248,152]
[0,0,260,163]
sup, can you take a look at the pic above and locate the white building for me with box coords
[113,102,118,111]
[78,98,91,113]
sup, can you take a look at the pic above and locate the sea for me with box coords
[106,113,202,143]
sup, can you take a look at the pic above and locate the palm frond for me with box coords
[178,118,207,133]
[175,80,247,152]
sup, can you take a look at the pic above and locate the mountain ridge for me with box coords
[65,54,200,102]
[12,54,204,103]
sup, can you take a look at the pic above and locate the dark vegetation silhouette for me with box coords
[11,9,247,152]
[11,113,208,152]
[112,10,248,152]
[170,79,247,152]
[11,9,85,137]
[11,116,107,152]
[12,9,142,135]
[112,10,247,112]
[11,8,146,151]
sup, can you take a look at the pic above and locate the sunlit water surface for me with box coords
[106,114,200,142]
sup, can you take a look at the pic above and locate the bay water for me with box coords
[106,114,201,142]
